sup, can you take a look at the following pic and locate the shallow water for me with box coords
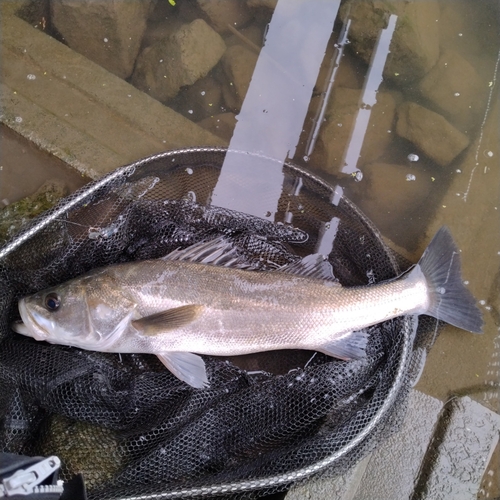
[0,124,89,204]
[1,0,499,497]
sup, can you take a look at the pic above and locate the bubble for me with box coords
[15,116,23,123]
[353,171,363,182]
[201,91,206,96]
[185,191,196,202]
[406,174,416,181]
[486,151,494,157]
[27,74,36,80]
[303,156,309,162]
[185,167,193,175]
[103,37,108,43]
[407,153,419,162]
[188,110,193,114]
[454,92,460,97]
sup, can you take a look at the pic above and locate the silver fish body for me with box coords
[13,227,483,388]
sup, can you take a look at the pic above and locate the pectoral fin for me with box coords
[132,305,204,336]
[157,352,209,389]
[316,330,369,360]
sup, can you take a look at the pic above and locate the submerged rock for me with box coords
[197,0,253,33]
[0,180,68,244]
[247,0,277,8]
[132,19,226,102]
[225,24,263,51]
[51,0,153,80]
[197,112,236,143]
[396,102,470,167]
[221,44,258,111]
[172,75,223,121]
[418,50,487,132]
[340,0,440,84]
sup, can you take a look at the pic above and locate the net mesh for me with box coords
[0,148,435,499]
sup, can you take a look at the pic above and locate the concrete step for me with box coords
[286,390,500,500]
[0,4,224,180]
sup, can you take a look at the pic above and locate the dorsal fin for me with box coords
[277,253,338,282]
[163,236,252,269]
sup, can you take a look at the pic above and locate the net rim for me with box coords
[0,147,414,497]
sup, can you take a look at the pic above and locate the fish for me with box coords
[11,226,483,389]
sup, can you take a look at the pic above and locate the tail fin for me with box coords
[418,227,483,333]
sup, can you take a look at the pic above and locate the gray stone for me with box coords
[225,24,263,51]
[353,390,443,500]
[221,44,258,111]
[312,88,396,175]
[419,50,487,132]
[141,14,183,49]
[50,0,153,80]
[175,75,223,121]
[396,102,470,167]
[340,0,440,84]
[132,19,226,102]
[417,397,500,500]
[197,0,253,33]
[197,112,236,142]
[247,0,277,9]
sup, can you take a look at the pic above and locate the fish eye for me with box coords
[44,293,60,312]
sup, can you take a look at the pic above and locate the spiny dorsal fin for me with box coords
[132,305,204,336]
[163,236,253,269]
[277,253,338,282]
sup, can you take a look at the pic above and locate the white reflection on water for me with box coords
[340,14,397,176]
[304,17,351,159]
[211,0,341,219]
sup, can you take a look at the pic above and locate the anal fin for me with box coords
[157,352,209,389]
[316,330,369,360]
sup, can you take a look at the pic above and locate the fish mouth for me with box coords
[11,298,49,341]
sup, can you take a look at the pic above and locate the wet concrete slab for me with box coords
[416,396,500,500]
[0,3,224,180]
[352,390,443,500]
[285,390,500,500]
